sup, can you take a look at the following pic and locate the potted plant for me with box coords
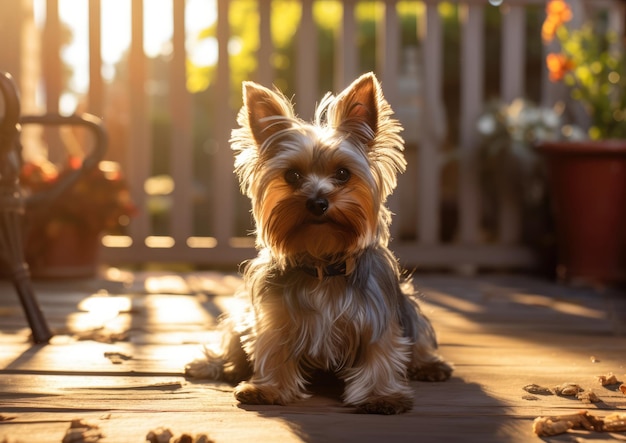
[537,0,626,286]
[20,157,137,278]
[476,98,579,277]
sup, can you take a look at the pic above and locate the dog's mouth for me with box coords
[304,217,328,225]
[303,213,345,227]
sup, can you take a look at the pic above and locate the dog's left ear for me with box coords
[243,81,295,149]
[331,73,380,145]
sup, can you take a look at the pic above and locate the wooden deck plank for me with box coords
[1,273,625,442]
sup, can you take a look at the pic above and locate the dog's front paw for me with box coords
[408,360,453,382]
[355,394,413,415]
[234,382,284,405]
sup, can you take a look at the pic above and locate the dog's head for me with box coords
[231,72,406,265]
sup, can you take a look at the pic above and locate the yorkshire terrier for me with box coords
[185,72,452,414]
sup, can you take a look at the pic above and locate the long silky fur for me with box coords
[185,72,452,414]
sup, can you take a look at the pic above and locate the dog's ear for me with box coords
[326,72,406,199]
[243,82,295,148]
[331,73,380,145]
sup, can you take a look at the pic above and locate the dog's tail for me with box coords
[184,314,253,384]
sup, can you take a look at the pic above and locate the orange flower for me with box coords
[546,53,575,82]
[541,19,558,43]
[542,0,573,42]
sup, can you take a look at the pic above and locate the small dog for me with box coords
[185,72,452,414]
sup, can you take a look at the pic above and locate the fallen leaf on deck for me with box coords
[62,419,103,443]
[522,384,552,395]
[602,412,626,432]
[532,410,626,436]
[552,382,583,396]
[103,351,132,364]
[146,427,173,443]
[576,390,600,403]
[532,411,602,436]
[597,372,620,386]
[146,428,214,443]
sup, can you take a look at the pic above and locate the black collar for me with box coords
[296,258,355,279]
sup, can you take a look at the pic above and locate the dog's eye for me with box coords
[284,169,302,185]
[334,168,351,184]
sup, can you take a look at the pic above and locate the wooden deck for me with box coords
[1,270,625,442]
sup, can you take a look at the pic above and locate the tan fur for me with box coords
[185,73,452,414]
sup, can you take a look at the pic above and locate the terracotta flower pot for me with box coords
[26,222,101,279]
[537,140,626,286]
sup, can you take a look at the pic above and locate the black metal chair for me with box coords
[0,71,107,343]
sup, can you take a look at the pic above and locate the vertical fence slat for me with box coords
[19,0,40,115]
[458,3,484,246]
[498,5,526,245]
[417,3,444,245]
[88,0,103,116]
[41,0,64,164]
[170,0,193,244]
[378,0,399,99]
[43,0,61,114]
[128,0,151,244]
[0,0,23,83]
[501,6,525,103]
[213,0,235,246]
[379,1,402,239]
[336,0,358,90]
[296,0,317,120]
[257,0,273,86]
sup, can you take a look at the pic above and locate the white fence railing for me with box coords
[2,0,623,270]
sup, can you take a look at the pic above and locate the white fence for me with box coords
[1,0,623,270]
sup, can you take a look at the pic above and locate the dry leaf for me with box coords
[597,372,619,386]
[552,382,583,396]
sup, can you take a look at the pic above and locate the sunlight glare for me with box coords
[46,0,219,107]
[101,0,131,65]
[146,295,211,325]
[145,275,188,293]
[59,0,89,93]
[186,0,217,67]
[70,294,132,332]
[144,0,173,58]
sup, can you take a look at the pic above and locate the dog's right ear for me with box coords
[243,82,295,148]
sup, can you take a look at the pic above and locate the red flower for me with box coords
[542,0,573,43]
[546,53,574,82]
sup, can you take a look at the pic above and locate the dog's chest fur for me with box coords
[252,260,396,371]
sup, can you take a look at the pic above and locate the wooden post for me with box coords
[296,0,318,121]
[170,0,193,244]
[417,4,444,245]
[88,0,104,117]
[128,0,151,244]
[0,0,23,80]
[458,3,484,247]
[335,0,358,90]
[213,0,235,246]
[257,0,273,86]
[498,5,526,245]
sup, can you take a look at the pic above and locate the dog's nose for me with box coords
[306,197,329,216]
